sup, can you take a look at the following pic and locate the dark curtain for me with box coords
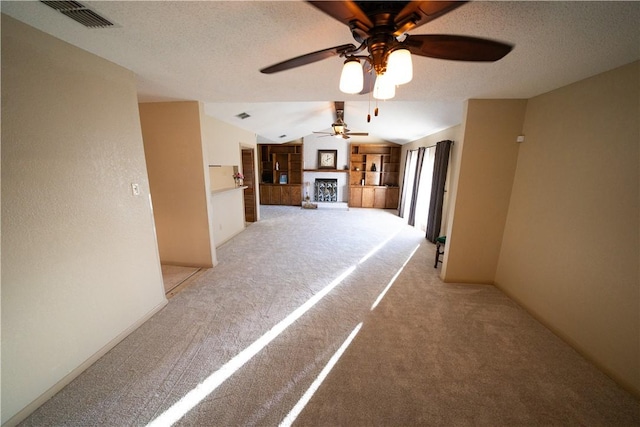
[426,140,453,242]
[398,150,413,218]
[407,147,426,226]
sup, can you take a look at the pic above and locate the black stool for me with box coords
[434,236,446,268]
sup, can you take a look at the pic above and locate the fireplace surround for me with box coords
[314,179,338,202]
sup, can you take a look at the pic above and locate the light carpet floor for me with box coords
[20,206,640,426]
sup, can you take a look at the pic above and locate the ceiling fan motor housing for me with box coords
[368,32,397,75]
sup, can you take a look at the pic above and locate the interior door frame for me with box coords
[241,146,259,222]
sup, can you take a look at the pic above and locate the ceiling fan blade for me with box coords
[345,132,369,136]
[307,1,373,33]
[313,131,334,135]
[260,44,356,74]
[394,1,467,35]
[404,34,513,62]
[359,65,376,95]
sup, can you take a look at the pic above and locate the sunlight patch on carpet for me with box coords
[358,230,401,264]
[279,322,363,427]
[146,265,356,427]
[371,244,421,310]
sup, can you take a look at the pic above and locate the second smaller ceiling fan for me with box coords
[314,101,369,139]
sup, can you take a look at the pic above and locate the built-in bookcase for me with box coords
[349,143,401,209]
[258,143,303,205]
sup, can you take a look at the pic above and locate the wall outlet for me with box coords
[131,183,140,196]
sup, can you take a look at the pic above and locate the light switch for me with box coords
[131,183,140,196]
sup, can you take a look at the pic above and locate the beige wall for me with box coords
[209,165,236,191]
[210,189,248,247]
[1,16,167,425]
[139,102,215,267]
[208,165,245,246]
[200,111,257,166]
[200,112,258,232]
[401,125,463,153]
[495,61,639,395]
[443,99,527,283]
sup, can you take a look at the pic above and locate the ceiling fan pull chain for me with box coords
[367,78,372,122]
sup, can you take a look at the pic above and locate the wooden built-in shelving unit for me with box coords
[349,143,401,209]
[258,143,303,206]
[303,169,349,173]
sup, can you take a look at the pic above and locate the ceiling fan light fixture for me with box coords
[387,48,413,85]
[339,58,363,94]
[373,72,395,100]
[332,123,346,134]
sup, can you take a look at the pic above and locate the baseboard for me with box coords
[2,299,168,427]
[214,226,246,248]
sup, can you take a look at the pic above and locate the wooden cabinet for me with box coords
[362,187,375,207]
[260,184,302,206]
[281,185,302,206]
[349,186,363,207]
[258,143,303,206]
[374,187,387,208]
[349,143,401,209]
[385,187,400,209]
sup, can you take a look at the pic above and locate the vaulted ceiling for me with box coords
[3,1,639,144]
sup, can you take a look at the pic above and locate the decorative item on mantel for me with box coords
[302,181,317,209]
[304,181,311,199]
[233,171,244,187]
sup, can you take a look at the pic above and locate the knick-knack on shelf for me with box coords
[371,163,377,172]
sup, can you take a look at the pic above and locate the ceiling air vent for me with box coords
[41,1,115,28]
[235,112,251,120]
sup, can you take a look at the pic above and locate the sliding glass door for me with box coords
[400,146,436,232]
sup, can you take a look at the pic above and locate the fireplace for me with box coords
[314,179,338,202]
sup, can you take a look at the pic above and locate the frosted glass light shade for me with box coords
[373,72,395,100]
[339,59,363,94]
[387,48,413,85]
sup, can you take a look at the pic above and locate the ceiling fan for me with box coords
[260,1,513,98]
[313,101,369,139]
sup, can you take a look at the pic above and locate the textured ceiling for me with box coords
[2,1,639,144]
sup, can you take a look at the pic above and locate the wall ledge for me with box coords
[211,186,247,196]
